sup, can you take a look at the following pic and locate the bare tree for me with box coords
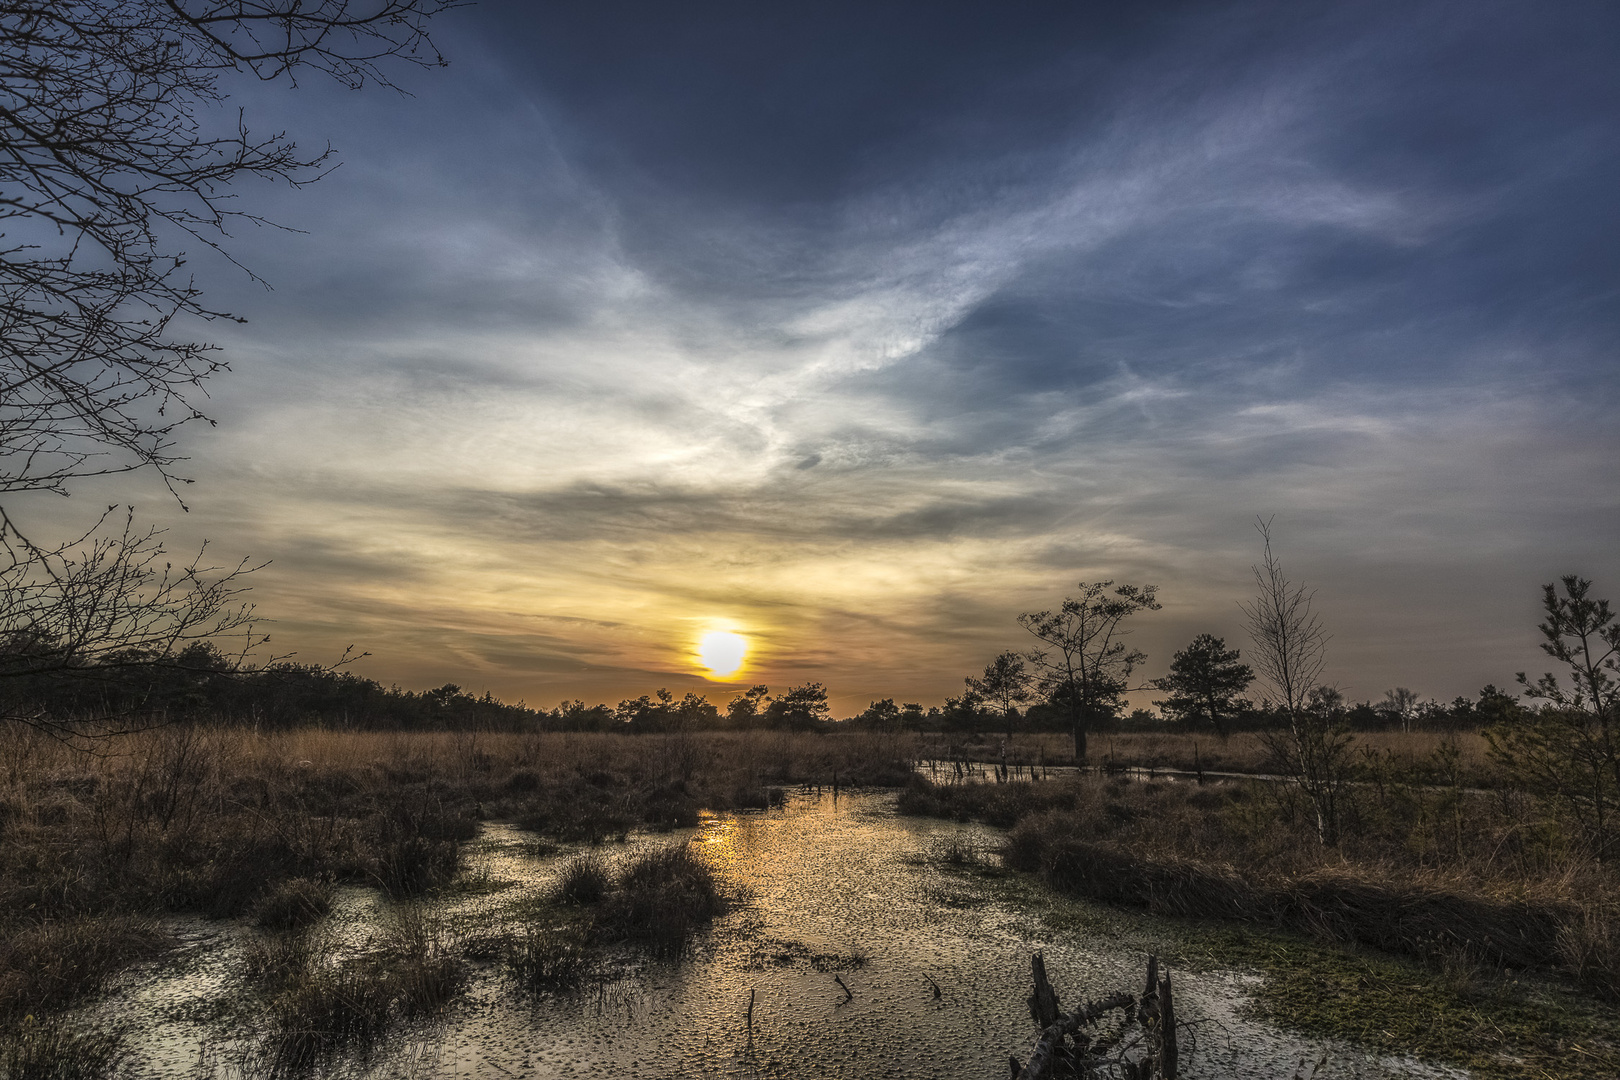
[0,1,455,732]
[1238,518,1350,846]
[1019,581,1161,762]
[1378,686,1420,732]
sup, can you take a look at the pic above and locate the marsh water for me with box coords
[104,790,1465,1079]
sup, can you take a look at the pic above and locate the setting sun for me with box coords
[696,630,749,680]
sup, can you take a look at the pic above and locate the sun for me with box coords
[696,630,749,680]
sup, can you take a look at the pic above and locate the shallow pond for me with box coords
[106,790,1466,1079]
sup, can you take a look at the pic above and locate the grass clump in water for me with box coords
[507,925,592,990]
[0,916,168,1018]
[552,854,610,906]
[252,878,333,931]
[245,907,466,1073]
[599,842,728,958]
[505,839,732,985]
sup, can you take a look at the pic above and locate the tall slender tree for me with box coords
[1019,581,1160,762]
[1239,518,1348,846]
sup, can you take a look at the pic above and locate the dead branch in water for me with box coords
[1010,953,1181,1079]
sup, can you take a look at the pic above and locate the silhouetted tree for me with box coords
[1488,576,1620,858]
[1019,581,1161,762]
[859,698,902,731]
[725,685,770,728]
[966,650,1032,742]
[1151,634,1253,738]
[763,683,830,730]
[1240,518,1349,846]
[0,1,454,735]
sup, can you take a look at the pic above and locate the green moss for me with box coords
[1183,929,1620,1080]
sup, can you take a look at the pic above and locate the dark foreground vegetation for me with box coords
[0,727,912,1072]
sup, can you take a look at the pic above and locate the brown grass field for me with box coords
[1,721,1613,1079]
[921,728,1498,783]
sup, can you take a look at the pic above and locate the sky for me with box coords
[35,0,1620,714]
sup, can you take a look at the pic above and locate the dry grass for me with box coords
[0,1016,130,1080]
[0,724,915,1024]
[0,916,168,1018]
[907,768,1619,996]
[921,729,1498,783]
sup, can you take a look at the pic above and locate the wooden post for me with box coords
[1159,971,1177,1080]
[1029,953,1061,1028]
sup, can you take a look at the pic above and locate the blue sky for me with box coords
[57,0,1619,712]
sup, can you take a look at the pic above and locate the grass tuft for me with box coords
[0,1016,129,1080]
[253,878,332,931]
[599,842,728,958]
[506,925,592,991]
[552,854,610,906]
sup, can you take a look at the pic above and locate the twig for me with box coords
[834,974,853,1002]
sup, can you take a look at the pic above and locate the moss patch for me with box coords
[1184,929,1620,1080]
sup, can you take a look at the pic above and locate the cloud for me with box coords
[56,0,1614,713]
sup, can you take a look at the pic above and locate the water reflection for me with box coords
[109,790,1463,1079]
